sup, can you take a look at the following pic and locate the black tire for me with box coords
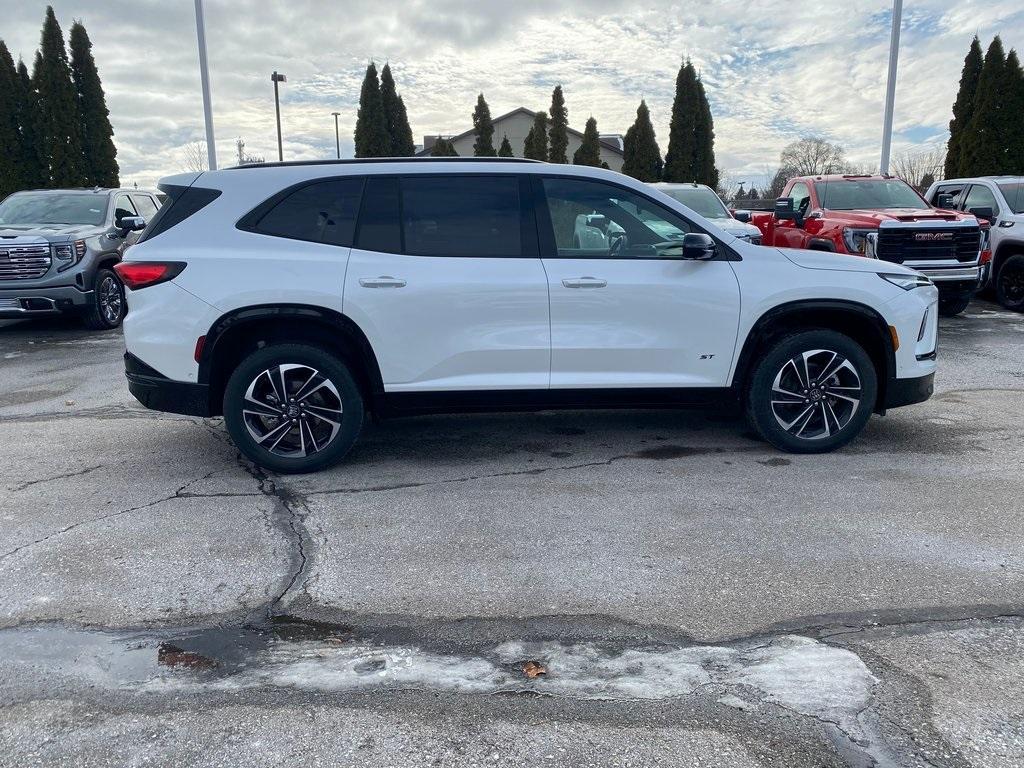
[82,268,126,330]
[744,329,877,454]
[937,293,972,317]
[995,254,1024,312]
[223,343,364,474]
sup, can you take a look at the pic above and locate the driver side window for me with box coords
[789,182,811,213]
[541,177,691,259]
[113,194,137,224]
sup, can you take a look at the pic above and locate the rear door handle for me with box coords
[562,277,607,289]
[359,276,406,288]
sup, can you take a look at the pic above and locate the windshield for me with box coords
[997,183,1024,214]
[813,179,930,211]
[0,193,107,226]
[660,187,731,219]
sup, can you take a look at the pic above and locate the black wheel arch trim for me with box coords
[731,299,896,412]
[807,238,837,252]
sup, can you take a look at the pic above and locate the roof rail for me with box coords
[225,157,543,170]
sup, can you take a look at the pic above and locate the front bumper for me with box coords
[125,352,211,417]
[0,285,92,317]
[912,262,988,295]
[884,371,934,409]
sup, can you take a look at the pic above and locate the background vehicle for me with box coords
[750,175,989,316]
[0,188,159,328]
[119,159,938,473]
[925,176,1024,312]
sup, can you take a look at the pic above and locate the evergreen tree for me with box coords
[69,21,118,186]
[918,173,935,193]
[548,85,568,163]
[572,116,602,166]
[748,187,760,200]
[945,37,983,178]
[960,37,1008,176]
[429,137,458,156]
[1003,50,1024,174]
[0,41,24,198]
[17,58,44,188]
[523,111,548,160]
[354,62,389,157]
[471,93,495,156]
[693,76,719,188]
[663,60,699,182]
[621,100,661,181]
[498,134,514,157]
[379,63,414,156]
[35,6,86,186]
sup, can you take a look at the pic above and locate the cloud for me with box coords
[2,0,1021,188]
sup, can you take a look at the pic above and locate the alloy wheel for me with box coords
[98,274,123,325]
[1000,267,1024,303]
[770,349,862,440]
[241,364,344,457]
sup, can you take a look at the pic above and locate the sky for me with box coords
[1,0,1022,190]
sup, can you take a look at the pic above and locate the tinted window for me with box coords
[355,177,401,253]
[932,183,966,208]
[0,192,107,226]
[131,194,159,221]
[541,177,692,259]
[963,184,999,216]
[255,178,363,246]
[996,182,1024,214]
[401,176,521,257]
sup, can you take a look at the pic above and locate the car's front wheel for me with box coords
[937,293,972,317]
[223,343,364,474]
[995,254,1024,312]
[82,268,126,330]
[745,330,877,453]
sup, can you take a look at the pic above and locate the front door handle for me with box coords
[562,277,607,289]
[359,276,406,288]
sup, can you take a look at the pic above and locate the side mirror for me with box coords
[774,197,803,226]
[681,232,716,260]
[936,193,955,209]
[732,210,752,223]
[117,215,146,235]
[968,206,994,223]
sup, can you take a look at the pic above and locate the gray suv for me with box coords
[0,188,161,329]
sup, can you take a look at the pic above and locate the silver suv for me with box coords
[0,188,161,329]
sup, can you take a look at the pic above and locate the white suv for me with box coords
[119,159,938,473]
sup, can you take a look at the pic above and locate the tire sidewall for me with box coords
[746,330,878,454]
[996,255,1024,312]
[223,343,364,474]
[937,293,971,317]
[86,268,126,329]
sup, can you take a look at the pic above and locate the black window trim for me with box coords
[235,175,367,248]
[531,174,740,262]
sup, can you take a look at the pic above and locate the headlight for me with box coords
[53,240,86,272]
[879,272,932,290]
[843,227,875,254]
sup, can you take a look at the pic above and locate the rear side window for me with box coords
[252,178,364,246]
[354,177,401,253]
[401,176,522,257]
[138,185,221,243]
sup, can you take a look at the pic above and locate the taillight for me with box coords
[113,261,186,290]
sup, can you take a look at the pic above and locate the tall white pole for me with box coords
[879,0,902,175]
[194,0,217,170]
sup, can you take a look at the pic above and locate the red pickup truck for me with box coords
[750,175,991,316]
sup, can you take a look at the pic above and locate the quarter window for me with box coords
[401,176,522,257]
[254,178,364,246]
[540,177,692,259]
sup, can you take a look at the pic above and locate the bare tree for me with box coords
[180,140,208,173]
[890,145,946,191]
[778,137,849,176]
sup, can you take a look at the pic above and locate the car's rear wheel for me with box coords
[745,330,877,454]
[937,293,972,317]
[82,268,126,330]
[995,254,1024,312]
[223,343,364,474]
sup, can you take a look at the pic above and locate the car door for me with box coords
[343,174,550,392]
[536,175,741,388]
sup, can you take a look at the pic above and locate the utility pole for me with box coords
[879,0,902,175]
[193,0,217,169]
[271,71,287,162]
[332,112,341,159]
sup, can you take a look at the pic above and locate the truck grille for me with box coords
[875,226,981,265]
[0,245,52,280]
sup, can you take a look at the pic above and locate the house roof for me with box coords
[415,107,624,157]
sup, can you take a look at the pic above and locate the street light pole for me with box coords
[879,0,903,175]
[271,71,287,162]
[332,112,341,159]
[193,0,216,169]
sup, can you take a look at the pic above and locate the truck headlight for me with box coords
[879,272,932,290]
[843,227,875,254]
[53,240,87,272]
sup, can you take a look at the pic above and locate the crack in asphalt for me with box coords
[6,463,105,492]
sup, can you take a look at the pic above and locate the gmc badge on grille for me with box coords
[914,232,954,241]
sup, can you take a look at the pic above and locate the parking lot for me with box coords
[1,300,1022,767]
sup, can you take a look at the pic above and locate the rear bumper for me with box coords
[0,285,92,317]
[125,352,211,417]
[884,371,934,409]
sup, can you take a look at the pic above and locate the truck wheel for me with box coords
[744,330,877,454]
[82,268,126,330]
[995,254,1024,312]
[937,293,972,317]
[223,343,364,474]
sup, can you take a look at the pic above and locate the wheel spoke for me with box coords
[771,385,804,404]
[300,418,319,454]
[781,403,815,432]
[303,403,343,426]
[792,407,816,436]
[292,368,323,401]
[828,390,861,405]
[258,420,292,448]
[242,395,279,417]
